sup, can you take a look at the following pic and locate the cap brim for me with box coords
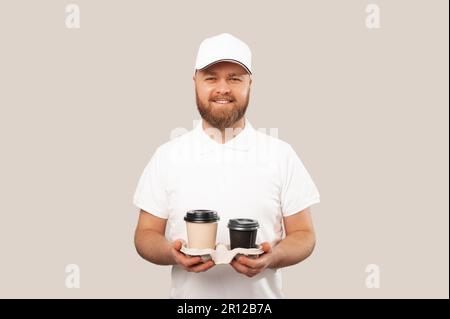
[197,59,252,75]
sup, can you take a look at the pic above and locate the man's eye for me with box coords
[205,77,216,81]
[230,78,241,82]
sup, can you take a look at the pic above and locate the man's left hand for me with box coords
[230,242,274,278]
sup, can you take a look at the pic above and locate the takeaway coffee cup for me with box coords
[184,210,220,249]
[227,218,259,249]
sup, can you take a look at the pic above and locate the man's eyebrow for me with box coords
[202,70,217,76]
[228,73,245,77]
[201,71,246,77]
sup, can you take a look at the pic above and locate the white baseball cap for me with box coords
[195,33,252,74]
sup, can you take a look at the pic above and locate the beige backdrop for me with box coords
[0,0,448,298]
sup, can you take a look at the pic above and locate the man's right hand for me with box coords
[171,240,215,273]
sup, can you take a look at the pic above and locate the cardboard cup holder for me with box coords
[181,243,264,265]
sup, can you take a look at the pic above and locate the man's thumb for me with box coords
[173,239,183,251]
[261,242,272,253]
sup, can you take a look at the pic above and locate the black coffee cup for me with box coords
[227,218,259,249]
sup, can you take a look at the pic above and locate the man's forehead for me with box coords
[199,62,249,76]
[201,70,247,77]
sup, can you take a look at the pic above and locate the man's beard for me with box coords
[196,90,250,130]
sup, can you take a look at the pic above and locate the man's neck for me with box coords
[202,117,246,144]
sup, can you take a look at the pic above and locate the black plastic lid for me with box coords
[184,210,220,223]
[227,218,259,231]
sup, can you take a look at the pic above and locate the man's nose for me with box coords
[215,79,231,94]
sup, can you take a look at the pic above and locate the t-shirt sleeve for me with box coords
[132,146,169,219]
[280,145,320,217]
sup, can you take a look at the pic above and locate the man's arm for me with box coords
[134,209,215,272]
[230,207,316,277]
[134,209,175,265]
[269,207,316,269]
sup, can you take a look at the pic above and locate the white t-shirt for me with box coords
[133,118,320,298]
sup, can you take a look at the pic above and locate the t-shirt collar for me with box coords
[194,117,256,154]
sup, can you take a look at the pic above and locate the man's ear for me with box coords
[193,70,199,82]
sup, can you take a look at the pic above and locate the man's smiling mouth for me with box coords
[212,99,233,104]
